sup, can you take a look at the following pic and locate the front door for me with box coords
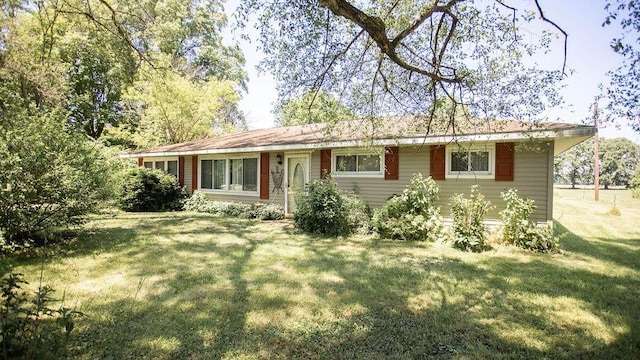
[286,156,309,214]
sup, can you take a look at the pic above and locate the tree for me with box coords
[555,139,594,188]
[276,89,353,126]
[599,137,640,188]
[238,0,566,134]
[127,59,245,147]
[604,0,640,132]
[0,110,114,246]
[555,138,640,188]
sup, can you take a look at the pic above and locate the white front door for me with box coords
[286,155,309,214]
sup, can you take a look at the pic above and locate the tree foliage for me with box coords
[555,138,640,188]
[127,58,246,147]
[276,89,353,126]
[0,111,113,247]
[604,0,640,132]
[238,0,565,132]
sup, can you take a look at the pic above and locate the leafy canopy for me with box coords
[238,0,566,133]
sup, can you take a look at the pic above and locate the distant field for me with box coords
[10,189,640,359]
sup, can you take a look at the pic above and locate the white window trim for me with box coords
[143,157,179,177]
[331,150,384,178]
[446,144,494,179]
[198,154,260,196]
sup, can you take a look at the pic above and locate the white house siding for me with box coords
[319,143,552,223]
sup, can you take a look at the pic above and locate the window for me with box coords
[200,157,258,193]
[142,158,179,177]
[333,152,383,176]
[447,146,493,177]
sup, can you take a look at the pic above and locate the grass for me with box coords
[9,188,640,359]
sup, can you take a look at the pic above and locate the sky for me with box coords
[226,1,639,143]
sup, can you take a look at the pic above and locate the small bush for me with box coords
[372,174,445,242]
[294,177,350,236]
[343,193,372,235]
[631,188,640,199]
[117,167,187,212]
[0,266,82,358]
[184,192,284,220]
[499,189,560,252]
[450,185,493,251]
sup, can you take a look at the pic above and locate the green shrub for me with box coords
[632,188,640,199]
[450,185,493,251]
[372,174,445,242]
[0,111,115,249]
[117,167,186,212]
[499,189,560,252]
[184,192,284,220]
[343,193,372,235]
[0,265,82,358]
[294,177,350,236]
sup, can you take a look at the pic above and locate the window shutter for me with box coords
[178,156,185,187]
[320,149,331,178]
[191,155,198,193]
[260,153,270,199]
[138,157,143,167]
[495,142,514,181]
[384,147,399,180]
[430,145,446,180]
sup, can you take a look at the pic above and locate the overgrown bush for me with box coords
[499,189,560,252]
[450,185,493,251]
[372,174,445,241]
[0,265,81,358]
[118,167,187,212]
[184,192,284,220]
[0,111,114,249]
[294,177,350,236]
[343,193,372,235]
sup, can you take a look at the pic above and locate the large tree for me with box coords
[238,0,566,134]
[604,0,640,132]
[555,138,640,189]
[276,89,353,126]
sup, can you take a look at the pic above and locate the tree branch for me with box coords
[534,0,568,75]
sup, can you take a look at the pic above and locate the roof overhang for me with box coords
[120,125,596,159]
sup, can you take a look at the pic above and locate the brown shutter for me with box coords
[260,153,270,199]
[495,142,514,181]
[430,145,446,180]
[384,146,399,180]
[191,155,198,193]
[320,149,331,178]
[178,156,185,187]
[138,157,143,167]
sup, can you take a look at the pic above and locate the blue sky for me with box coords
[228,1,639,143]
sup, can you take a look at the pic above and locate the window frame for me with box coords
[446,144,494,179]
[199,154,260,196]
[142,157,179,178]
[332,150,384,178]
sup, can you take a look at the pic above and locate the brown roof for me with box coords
[125,117,594,156]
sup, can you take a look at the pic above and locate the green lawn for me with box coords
[12,188,640,359]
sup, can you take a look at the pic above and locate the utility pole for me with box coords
[593,102,600,202]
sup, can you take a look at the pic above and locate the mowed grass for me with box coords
[12,188,640,359]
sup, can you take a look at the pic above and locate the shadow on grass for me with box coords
[60,214,639,359]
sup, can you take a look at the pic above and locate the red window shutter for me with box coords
[138,157,143,167]
[495,142,514,181]
[260,153,270,199]
[384,147,399,180]
[191,155,198,193]
[430,145,446,180]
[178,156,185,187]
[320,149,331,178]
